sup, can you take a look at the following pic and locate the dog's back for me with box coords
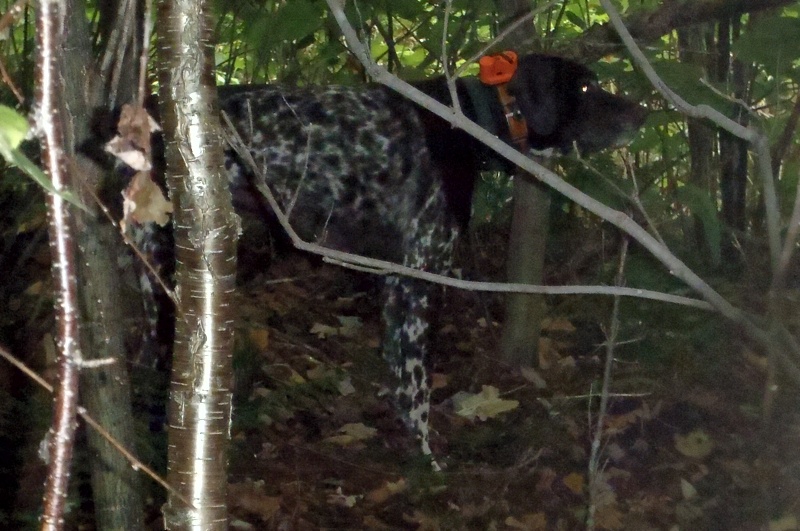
[221,84,457,264]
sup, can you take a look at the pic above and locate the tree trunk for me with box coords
[62,0,145,528]
[76,217,145,531]
[716,18,750,265]
[680,26,718,266]
[157,0,239,527]
[501,176,550,365]
[496,0,550,366]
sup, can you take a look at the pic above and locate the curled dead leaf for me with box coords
[122,171,173,227]
[324,422,377,446]
[452,385,519,421]
[228,481,281,521]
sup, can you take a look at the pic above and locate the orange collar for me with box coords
[478,51,528,151]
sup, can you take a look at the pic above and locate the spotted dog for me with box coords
[213,53,645,461]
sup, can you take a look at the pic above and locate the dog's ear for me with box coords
[507,55,559,137]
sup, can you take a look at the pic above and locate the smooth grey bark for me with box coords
[496,0,550,366]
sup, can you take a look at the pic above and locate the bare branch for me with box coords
[35,0,82,527]
[323,0,743,323]
[597,0,781,273]
[0,345,195,510]
[587,238,628,530]
[221,112,712,311]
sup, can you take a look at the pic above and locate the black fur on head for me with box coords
[507,54,647,153]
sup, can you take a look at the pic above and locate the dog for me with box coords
[144,53,645,463]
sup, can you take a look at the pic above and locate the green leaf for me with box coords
[5,148,89,213]
[651,60,732,112]
[733,16,800,69]
[384,0,421,20]
[269,0,324,44]
[0,105,29,154]
[0,108,89,213]
[564,11,586,29]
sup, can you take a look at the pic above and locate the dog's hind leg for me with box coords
[381,193,457,468]
[382,274,437,462]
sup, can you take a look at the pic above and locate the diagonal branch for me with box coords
[323,0,742,322]
[598,0,781,273]
[221,114,710,311]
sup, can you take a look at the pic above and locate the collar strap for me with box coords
[495,84,528,150]
[478,51,528,151]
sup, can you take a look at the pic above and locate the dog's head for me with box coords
[507,54,647,154]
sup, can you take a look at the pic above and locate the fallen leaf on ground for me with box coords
[336,315,362,337]
[327,486,361,508]
[674,429,714,459]
[431,372,449,390]
[247,327,269,350]
[680,478,697,499]
[537,337,560,369]
[563,472,585,495]
[403,510,440,531]
[452,385,519,421]
[593,503,624,529]
[520,366,547,389]
[324,422,378,445]
[367,478,407,504]
[310,322,339,339]
[338,376,356,395]
[505,513,548,530]
[770,514,799,531]
[363,515,395,530]
[228,481,281,521]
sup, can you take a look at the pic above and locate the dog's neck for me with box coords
[411,75,521,173]
[460,77,502,138]
[461,77,528,152]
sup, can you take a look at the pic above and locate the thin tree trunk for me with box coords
[680,26,717,266]
[716,18,750,265]
[61,0,146,527]
[496,0,550,366]
[501,176,550,365]
[37,0,82,524]
[35,0,147,526]
[76,217,145,531]
[157,0,238,527]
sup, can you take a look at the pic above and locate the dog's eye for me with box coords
[581,80,600,93]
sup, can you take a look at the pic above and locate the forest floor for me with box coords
[3,223,800,530]
[217,248,800,531]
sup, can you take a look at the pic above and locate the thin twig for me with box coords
[220,111,713,310]
[454,2,559,77]
[587,238,628,530]
[0,0,29,103]
[0,345,195,509]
